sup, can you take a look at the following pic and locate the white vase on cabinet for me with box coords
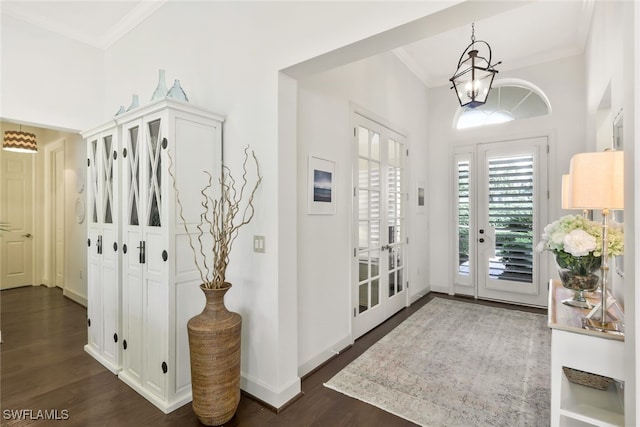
[82,98,224,413]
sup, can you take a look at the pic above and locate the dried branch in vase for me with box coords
[168,146,263,289]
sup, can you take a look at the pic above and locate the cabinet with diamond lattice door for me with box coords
[82,98,224,414]
[84,122,120,375]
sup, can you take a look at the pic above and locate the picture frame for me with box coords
[308,156,336,215]
[416,180,425,214]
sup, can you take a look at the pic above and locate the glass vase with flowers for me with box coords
[537,214,623,308]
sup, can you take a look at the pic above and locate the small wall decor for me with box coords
[416,180,426,214]
[75,196,86,224]
[308,156,336,215]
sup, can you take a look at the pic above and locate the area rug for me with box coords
[324,298,550,427]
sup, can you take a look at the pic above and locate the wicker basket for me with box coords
[563,366,614,391]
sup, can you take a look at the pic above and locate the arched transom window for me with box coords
[455,80,551,130]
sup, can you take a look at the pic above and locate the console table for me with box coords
[548,280,625,427]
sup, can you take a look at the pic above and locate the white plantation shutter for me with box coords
[487,155,534,283]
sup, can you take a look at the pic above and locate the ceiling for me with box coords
[2,0,593,88]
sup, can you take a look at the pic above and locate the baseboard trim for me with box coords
[240,372,301,410]
[297,334,352,378]
[64,288,87,307]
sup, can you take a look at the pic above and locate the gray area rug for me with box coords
[324,298,550,427]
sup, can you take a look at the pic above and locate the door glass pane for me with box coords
[359,221,369,249]
[388,139,398,166]
[358,283,368,313]
[359,190,369,218]
[397,269,403,292]
[358,127,369,157]
[389,271,396,296]
[128,126,140,226]
[90,140,98,223]
[371,251,379,277]
[371,278,379,307]
[359,253,369,282]
[358,159,369,187]
[370,220,379,247]
[147,119,162,227]
[457,160,470,275]
[103,136,113,224]
[370,132,380,161]
[487,155,534,283]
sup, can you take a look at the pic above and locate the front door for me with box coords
[352,113,407,339]
[1,150,34,289]
[454,137,549,307]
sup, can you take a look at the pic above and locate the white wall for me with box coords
[426,54,587,294]
[62,134,88,305]
[585,2,638,425]
[296,51,429,376]
[0,14,103,130]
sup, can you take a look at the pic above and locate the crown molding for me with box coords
[2,1,167,50]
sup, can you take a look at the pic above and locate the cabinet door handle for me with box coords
[138,240,146,264]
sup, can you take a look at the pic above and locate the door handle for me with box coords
[97,235,103,254]
[138,241,146,264]
[22,233,32,238]
[381,244,392,251]
[479,238,485,243]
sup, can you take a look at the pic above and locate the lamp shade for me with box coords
[569,151,623,210]
[561,174,572,209]
[3,130,38,153]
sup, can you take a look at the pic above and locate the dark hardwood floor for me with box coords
[1,285,545,427]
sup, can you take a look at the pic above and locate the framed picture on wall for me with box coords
[416,180,425,214]
[308,156,336,215]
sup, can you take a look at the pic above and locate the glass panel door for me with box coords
[454,137,549,307]
[353,113,407,339]
[89,139,99,224]
[102,135,114,224]
[357,125,381,316]
[147,119,162,227]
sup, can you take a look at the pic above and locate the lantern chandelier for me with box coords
[449,23,501,109]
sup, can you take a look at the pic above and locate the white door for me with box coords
[352,113,407,339]
[1,151,34,289]
[454,137,549,307]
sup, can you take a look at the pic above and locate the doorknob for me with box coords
[479,238,485,243]
[22,233,32,238]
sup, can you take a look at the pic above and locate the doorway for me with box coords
[454,137,549,307]
[0,150,34,289]
[45,140,65,289]
[352,112,408,339]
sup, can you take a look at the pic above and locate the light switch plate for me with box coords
[253,235,265,253]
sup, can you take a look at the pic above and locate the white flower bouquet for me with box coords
[537,214,624,276]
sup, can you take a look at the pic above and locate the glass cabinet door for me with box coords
[146,119,162,227]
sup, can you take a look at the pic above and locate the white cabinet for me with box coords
[83,99,224,413]
[549,281,625,427]
[84,125,121,374]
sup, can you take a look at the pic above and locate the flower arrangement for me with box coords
[537,214,624,275]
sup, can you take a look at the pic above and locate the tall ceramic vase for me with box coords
[188,283,242,426]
